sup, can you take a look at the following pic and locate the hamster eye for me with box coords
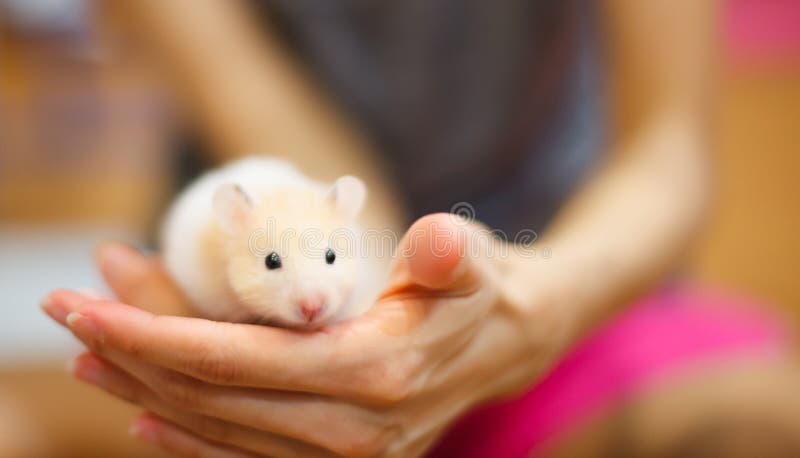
[265,252,282,270]
[325,248,336,265]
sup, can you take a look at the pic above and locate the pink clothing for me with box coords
[726,0,800,65]
[427,286,789,458]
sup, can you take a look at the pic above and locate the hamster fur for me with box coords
[161,157,382,329]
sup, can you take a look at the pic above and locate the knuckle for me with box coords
[358,359,417,406]
[196,348,239,384]
[339,425,399,458]
[118,315,155,358]
[190,336,240,384]
[119,339,143,359]
[122,384,147,406]
[108,380,144,406]
[369,380,412,406]
[193,415,234,444]
[156,370,202,410]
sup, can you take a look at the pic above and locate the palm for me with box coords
[42,214,537,457]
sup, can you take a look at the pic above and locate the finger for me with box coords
[383,213,485,296]
[96,242,192,316]
[373,213,494,335]
[75,347,396,456]
[74,353,334,458]
[131,413,260,458]
[46,290,405,403]
[41,289,86,325]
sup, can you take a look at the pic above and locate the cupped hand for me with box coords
[43,214,560,457]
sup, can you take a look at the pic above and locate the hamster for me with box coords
[161,157,382,329]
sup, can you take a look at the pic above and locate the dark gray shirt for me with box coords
[254,0,605,234]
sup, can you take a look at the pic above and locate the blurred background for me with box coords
[0,0,798,457]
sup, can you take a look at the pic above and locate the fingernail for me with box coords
[66,312,83,327]
[66,312,103,344]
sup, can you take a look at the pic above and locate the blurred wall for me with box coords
[0,3,174,456]
[689,0,800,322]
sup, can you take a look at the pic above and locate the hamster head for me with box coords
[211,176,367,329]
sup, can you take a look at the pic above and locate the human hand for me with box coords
[86,241,195,317]
[43,214,565,457]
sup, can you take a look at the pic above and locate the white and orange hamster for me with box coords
[161,157,382,329]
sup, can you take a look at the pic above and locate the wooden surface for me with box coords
[0,368,169,458]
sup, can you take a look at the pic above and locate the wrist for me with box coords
[478,251,575,394]
[498,244,591,359]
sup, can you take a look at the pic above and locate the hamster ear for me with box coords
[213,183,253,234]
[327,175,366,220]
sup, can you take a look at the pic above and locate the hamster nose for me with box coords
[299,294,325,322]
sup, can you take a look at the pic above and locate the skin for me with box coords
[43,0,716,456]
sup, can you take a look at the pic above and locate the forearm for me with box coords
[515,112,710,346]
[106,0,405,230]
[499,0,718,353]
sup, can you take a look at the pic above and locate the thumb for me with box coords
[386,213,485,294]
